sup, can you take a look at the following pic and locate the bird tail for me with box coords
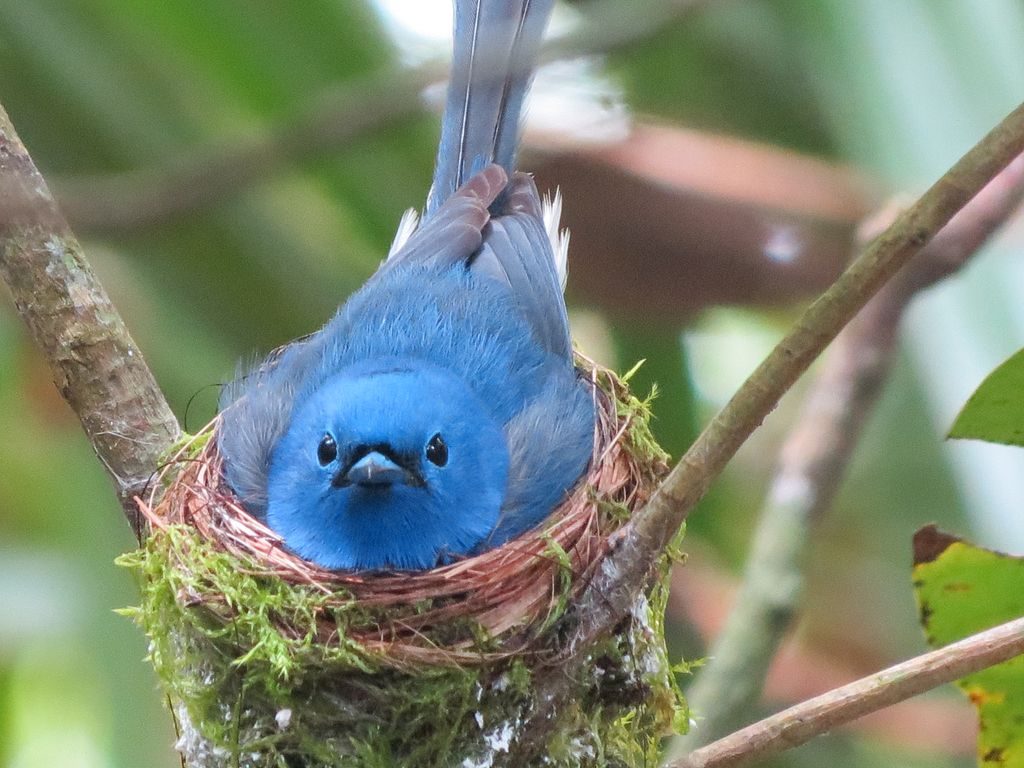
[425,0,554,217]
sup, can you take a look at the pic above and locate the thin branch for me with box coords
[0,103,180,535]
[499,102,1024,763]
[668,615,1024,768]
[56,64,443,232]
[54,0,715,233]
[567,101,1024,654]
[673,153,1024,752]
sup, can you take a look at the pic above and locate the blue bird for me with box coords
[217,0,594,571]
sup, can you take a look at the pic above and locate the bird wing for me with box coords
[487,363,594,544]
[470,172,572,360]
[217,336,322,517]
[392,0,569,359]
[383,163,505,270]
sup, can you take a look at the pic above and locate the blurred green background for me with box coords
[1,1,1023,766]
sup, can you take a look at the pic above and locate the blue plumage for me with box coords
[218,0,594,570]
[266,360,509,570]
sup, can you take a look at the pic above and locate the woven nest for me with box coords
[139,359,666,667]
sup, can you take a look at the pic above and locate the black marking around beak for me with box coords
[331,444,425,489]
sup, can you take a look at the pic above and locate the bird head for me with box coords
[266,361,509,570]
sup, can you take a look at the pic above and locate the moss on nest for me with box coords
[120,363,688,767]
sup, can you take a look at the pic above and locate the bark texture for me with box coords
[0,105,180,534]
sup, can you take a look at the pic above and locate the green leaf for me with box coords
[912,525,1024,766]
[949,348,1024,447]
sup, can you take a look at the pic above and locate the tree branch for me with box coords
[0,103,180,535]
[668,615,1024,768]
[566,101,1024,655]
[673,152,1024,751]
[497,103,1024,763]
[55,64,444,233]
[54,0,715,233]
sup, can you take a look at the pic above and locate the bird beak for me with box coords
[336,451,412,488]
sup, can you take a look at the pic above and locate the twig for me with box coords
[667,615,1024,768]
[567,101,1024,653]
[54,0,715,233]
[673,153,1024,752]
[56,64,443,232]
[0,104,180,535]
[499,102,1024,763]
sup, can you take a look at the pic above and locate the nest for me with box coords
[139,360,667,667]
[128,359,684,767]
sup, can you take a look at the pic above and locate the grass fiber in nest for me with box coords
[121,360,688,767]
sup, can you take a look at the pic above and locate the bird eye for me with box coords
[425,433,448,467]
[317,434,338,466]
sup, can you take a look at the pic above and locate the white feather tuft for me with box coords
[387,208,421,259]
[542,189,570,290]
